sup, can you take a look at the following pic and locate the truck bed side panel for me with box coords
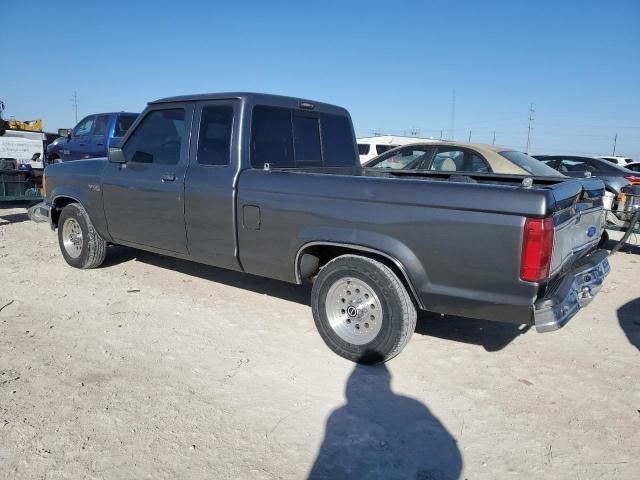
[237,170,542,324]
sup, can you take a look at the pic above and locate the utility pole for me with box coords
[71,92,79,123]
[525,103,535,154]
[492,130,496,145]
[467,130,472,142]
[612,133,618,155]
[448,89,456,140]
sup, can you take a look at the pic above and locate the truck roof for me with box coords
[149,92,349,115]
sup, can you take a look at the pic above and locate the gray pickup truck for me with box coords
[40,92,610,363]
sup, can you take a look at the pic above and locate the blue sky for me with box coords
[2,0,639,157]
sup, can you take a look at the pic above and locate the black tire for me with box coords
[57,203,107,269]
[311,255,417,364]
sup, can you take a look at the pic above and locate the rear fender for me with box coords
[293,228,427,309]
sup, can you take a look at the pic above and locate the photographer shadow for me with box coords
[309,359,462,480]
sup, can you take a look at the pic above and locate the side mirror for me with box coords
[108,147,126,163]
[57,128,71,137]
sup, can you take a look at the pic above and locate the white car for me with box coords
[599,155,634,166]
[357,135,441,163]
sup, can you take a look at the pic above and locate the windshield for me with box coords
[499,151,564,176]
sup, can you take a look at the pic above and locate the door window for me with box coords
[93,115,111,136]
[558,158,598,174]
[429,147,491,173]
[367,145,432,169]
[73,116,96,137]
[123,109,185,165]
[197,106,233,166]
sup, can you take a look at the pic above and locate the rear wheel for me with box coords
[58,203,107,269]
[311,255,417,364]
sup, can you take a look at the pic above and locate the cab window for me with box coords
[73,116,96,137]
[123,109,185,165]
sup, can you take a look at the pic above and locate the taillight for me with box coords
[520,217,554,282]
[624,175,640,184]
[42,174,47,198]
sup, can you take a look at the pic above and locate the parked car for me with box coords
[598,155,634,167]
[357,136,440,163]
[532,155,640,194]
[38,92,609,364]
[364,142,563,176]
[47,112,138,163]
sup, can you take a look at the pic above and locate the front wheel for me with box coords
[58,203,107,269]
[311,255,417,364]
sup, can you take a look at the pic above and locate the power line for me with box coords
[71,92,79,123]
[525,103,535,154]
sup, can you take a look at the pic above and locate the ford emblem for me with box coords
[586,226,597,238]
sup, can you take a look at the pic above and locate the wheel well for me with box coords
[51,197,78,227]
[296,244,422,309]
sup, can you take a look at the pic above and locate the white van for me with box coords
[0,129,45,169]
[357,135,441,164]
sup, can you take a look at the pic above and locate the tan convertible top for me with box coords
[390,141,529,175]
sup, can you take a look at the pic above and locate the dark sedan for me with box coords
[532,155,640,194]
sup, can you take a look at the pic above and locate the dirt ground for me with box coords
[1,205,639,480]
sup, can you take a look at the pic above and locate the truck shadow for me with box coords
[416,312,530,352]
[105,245,312,305]
[308,358,462,479]
[617,298,640,351]
[0,212,29,224]
[105,245,528,351]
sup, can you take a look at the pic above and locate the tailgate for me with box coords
[548,178,605,277]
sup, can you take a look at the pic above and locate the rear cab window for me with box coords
[115,115,137,138]
[251,106,356,168]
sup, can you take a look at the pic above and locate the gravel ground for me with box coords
[1,205,639,480]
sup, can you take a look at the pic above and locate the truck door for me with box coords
[86,114,111,158]
[184,100,241,270]
[102,105,193,253]
[63,115,95,160]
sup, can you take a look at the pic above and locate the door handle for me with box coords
[161,174,176,182]
[79,143,86,146]
[96,143,104,146]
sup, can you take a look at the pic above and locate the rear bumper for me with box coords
[534,249,610,332]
